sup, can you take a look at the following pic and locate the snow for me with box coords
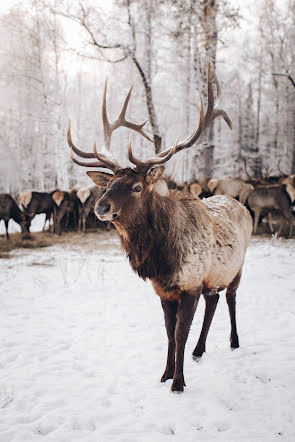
[0,232,294,441]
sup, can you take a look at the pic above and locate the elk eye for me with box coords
[132,184,142,193]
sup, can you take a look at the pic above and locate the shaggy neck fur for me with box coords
[114,191,198,283]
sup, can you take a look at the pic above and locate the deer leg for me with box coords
[267,212,274,233]
[192,293,219,359]
[253,209,260,234]
[172,292,199,392]
[226,271,242,349]
[160,300,178,383]
[65,212,69,230]
[82,214,86,232]
[280,210,293,238]
[4,220,9,240]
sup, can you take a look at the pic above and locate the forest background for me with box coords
[0,0,294,195]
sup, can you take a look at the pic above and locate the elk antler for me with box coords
[102,80,153,149]
[67,79,153,171]
[68,61,232,174]
[128,61,232,171]
[128,137,179,174]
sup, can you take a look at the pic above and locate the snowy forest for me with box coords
[0,0,294,195]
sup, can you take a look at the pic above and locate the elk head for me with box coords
[67,62,232,224]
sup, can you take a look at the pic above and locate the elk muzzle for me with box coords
[94,199,118,221]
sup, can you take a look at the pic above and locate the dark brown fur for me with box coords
[0,193,31,239]
[20,191,56,231]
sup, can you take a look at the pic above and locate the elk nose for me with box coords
[95,203,110,216]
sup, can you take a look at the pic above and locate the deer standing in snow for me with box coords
[67,63,253,392]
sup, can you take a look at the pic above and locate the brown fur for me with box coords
[247,185,294,238]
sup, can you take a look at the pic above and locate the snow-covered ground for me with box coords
[0,232,294,442]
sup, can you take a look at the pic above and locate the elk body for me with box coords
[208,177,254,203]
[247,185,295,238]
[67,63,253,392]
[0,193,31,239]
[52,190,79,235]
[19,191,56,231]
[76,186,104,232]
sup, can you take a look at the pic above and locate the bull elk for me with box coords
[67,63,252,392]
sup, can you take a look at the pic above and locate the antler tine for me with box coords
[70,149,109,169]
[93,141,121,172]
[68,119,122,172]
[128,136,178,173]
[102,79,153,151]
[102,79,112,149]
[150,61,231,163]
[67,119,96,159]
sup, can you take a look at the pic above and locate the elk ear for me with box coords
[145,166,165,185]
[86,171,112,188]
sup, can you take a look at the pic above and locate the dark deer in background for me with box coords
[67,63,252,393]
[245,185,294,238]
[0,193,31,239]
[19,191,56,231]
[52,190,79,235]
[76,186,105,232]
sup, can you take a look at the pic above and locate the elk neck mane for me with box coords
[114,190,204,282]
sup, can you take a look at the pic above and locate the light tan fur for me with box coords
[172,196,252,297]
[239,183,254,205]
[208,178,219,193]
[189,182,202,198]
[18,191,32,208]
[286,184,295,203]
[209,177,248,199]
[52,191,64,207]
[282,175,295,186]
[77,187,91,204]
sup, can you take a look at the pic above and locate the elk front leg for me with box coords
[172,292,199,392]
[192,293,219,359]
[160,300,178,383]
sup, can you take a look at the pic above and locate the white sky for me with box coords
[0,0,19,14]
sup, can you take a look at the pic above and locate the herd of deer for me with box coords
[1,63,294,393]
[0,159,294,241]
[0,186,105,240]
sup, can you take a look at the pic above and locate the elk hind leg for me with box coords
[226,270,242,349]
[192,293,219,359]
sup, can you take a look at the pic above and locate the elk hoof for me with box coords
[192,354,203,362]
[231,334,239,349]
[171,377,186,393]
[161,370,174,383]
[192,344,205,359]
